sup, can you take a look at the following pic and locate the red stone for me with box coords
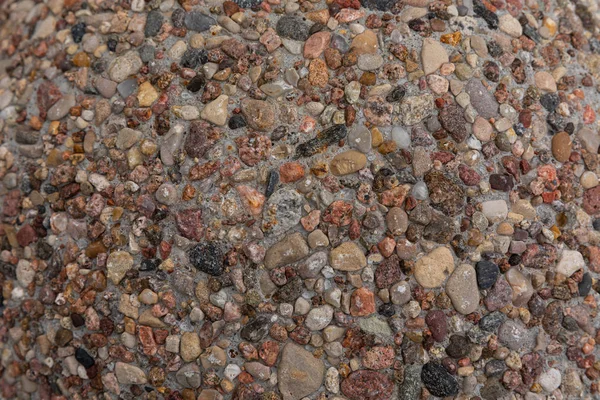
[175,209,203,241]
[279,162,305,183]
[322,200,353,226]
[341,370,394,400]
[350,287,376,317]
[362,346,395,370]
[16,224,37,247]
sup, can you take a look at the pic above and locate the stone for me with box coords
[481,200,508,222]
[400,94,435,125]
[551,131,572,162]
[262,188,304,236]
[439,104,468,142]
[465,79,499,119]
[305,305,334,331]
[348,126,372,153]
[351,30,379,55]
[498,320,535,351]
[539,368,561,392]
[185,11,216,32]
[109,51,143,83]
[107,251,134,285]
[304,31,331,59]
[330,150,367,175]
[386,207,408,236]
[425,171,465,216]
[350,287,376,316]
[180,332,201,362]
[145,10,163,36]
[535,71,557,92]
[505,268,534,307]
[446,263,480,315]
[357,54,384,71]
[115,362,147,385]
[136,81,158,107]
[421,362,459,397]
[278,343,325,400]
[188,242,224,276]
[341,370,394,400]
[265,232,310,269]
[414,247,455,288]
[330,242,367,271]
[421,38,449,75]
[276,15,310,41]
[556,250,585,277]
[47,95,76,121]
[241,99,276,131]
[116,128,142,150]
[476,260,500,289]
[201,95,229,126]
[499,14,523,37]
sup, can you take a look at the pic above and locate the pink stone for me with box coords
[303,31,331,59]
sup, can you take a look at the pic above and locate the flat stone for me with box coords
[535,71,557,92]
[304,31,331,59]
[265,232,310,269]
[556,250,585,277]
[47,94,76,121]
[481,200,508,222]
[115,362,147,385]
[414,246,455,288]
[305,305,334,331]
[278,343,325,400]
[184,11,217,32]
[465,79,499,119]
[241,99,276,131]
[551,131,572,162]
[499,14,523,37]
[351,30,379,55]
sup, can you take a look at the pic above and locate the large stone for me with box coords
[278,343,325,400]
[305,305,334,331]
[446,264,480,315]
[264,232,310,269]
[108,51,143,83]
[421,38,449,75]
[330,242,367,271]
[414,247,455,288]
[556,250,585,277]
[465,79,499,119]
[241,99,276,131]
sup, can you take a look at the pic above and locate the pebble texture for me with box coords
[0,0,600,399]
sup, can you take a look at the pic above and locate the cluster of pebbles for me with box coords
[1,0,600,398]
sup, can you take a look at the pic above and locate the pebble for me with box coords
[201,95,229,126]
[551,131,572,162]
[278,343,325,400]
[330,150,367,176]
[446,263,480,314]
[330,242,367,271]
[421,38,449,75]
[414,247,455,288]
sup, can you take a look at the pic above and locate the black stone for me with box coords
[184,11,216,32]
[378,303,395,317]
[547,112,566,133]
[171,8,186,28]
[240,315,271,342]
[273,276,303,303]
[479,311,506,332]
[180,49,208,69]
[421,362,459,398]
[522,24,541,42]
[309,23,326,35]
[580,272,592,296]
[140,259,159,271]
[360,0,399,11]
[188,242,224,276]
[75,347,95,368]
[107,38,118,52]
[228,114,246,129]
[489,174,514,191]
[234,0,263,7]
[265,170,279,198]
[484,360,506,377]
[145,10,164,37]
[457,5,469,16]
[476,260,500,289]
[295,125,347,158]
[71,22,86,44]
[446,335,469,358]
[187,75,206,92]
[71,313,85,328]
[386,85,406,103]
[528,293,546,317]
[275,16,310,41]
[487,40,503,58]
[271,126,289,141]
[540,93,559,112]
[473,0,498,29]
[593,218,600,231]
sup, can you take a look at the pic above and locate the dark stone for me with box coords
[240,315,271,342]
[374,255,402,288]
[457,5,468,16]
[228,114,246,129]
[145,10,163,37]
[184,11,216,32]
[138,44,156,63]
[140,259,159,271]
[425,310,447,342]
[446,335,469,358]
[398,365,421,400]
[171,8,186,28]
[107,38,118,52]
[423,213,455,244]
[15,129,40,145]
[489,174,514,191]
[488,40,503,57]
[484,360,506,377]
[483,61,500,82]
[528,294,545,317]
[540,93,559,112]
[579,272,592,296]
[523,25,541,42]
[55,328,73,347]
[273,276,303,303]
[234,0,263,7]
[439,104,468,142]
[473,0,498,29]
[180,49,208,69]
[271,126,289,141]
[275,16,310,41]
[188,242,224,276]
[265,170,279,198]
[420,362,459,398]
[71,22,86,43]
[378,303,395,317]
[186,75,206,92]
[295,125,347,158]
[360,0,400,11]
[385,85,406,103]
[71,313,85,328]
[479,311,506,332]
[75,347,95,368]
[424,171,465,217]
[476,260,500,289]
